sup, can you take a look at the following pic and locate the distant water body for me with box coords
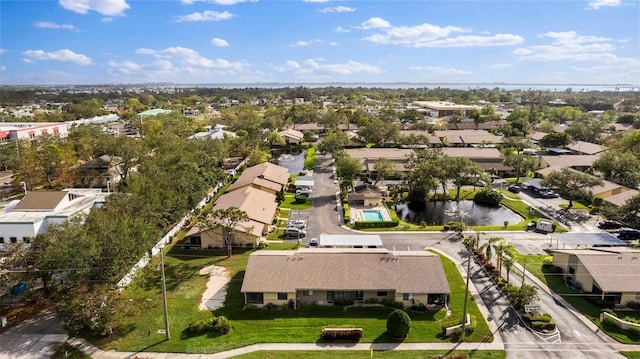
[182,83,638,92]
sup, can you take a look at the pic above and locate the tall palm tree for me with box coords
[495,240,517,273]
[479,237,503,265]
[502,255,516,285]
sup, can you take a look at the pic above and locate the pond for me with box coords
[394,200,522,226]
[275,151,305,174]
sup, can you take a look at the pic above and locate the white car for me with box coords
[296,188,312,196]
[288,220,307,229]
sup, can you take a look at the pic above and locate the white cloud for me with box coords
[22,58,36,64]
[334,26,350,33]
[22,49,92,65]
[361,20,524,48]
[35,21,78,30]
[211,38,230,47]
[135,46,247,70]
[320,6,355,13]
[587,0,620,9]
[59,0,130,16]
[409,66,471,75]
[286,60,300,69]
[304,59,381,75]
[181,0,253,4]
[490,63,512,69]
[359,17,391,30]
[102,17,114,23]
[328,42,339,46]
[0,66,5,71]
[514,31,616,61]
[0,49,7,55]
[172,10,234,23]
[302,0,331,2]
[290,39,332,47]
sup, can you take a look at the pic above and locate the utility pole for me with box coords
[521,258,527,287]
[461,248,472,342]
[160,249,170,340]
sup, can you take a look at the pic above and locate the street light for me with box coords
[106,180,111,193]
[19,181,27,196]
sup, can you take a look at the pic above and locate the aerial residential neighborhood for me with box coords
[1,3,640,357]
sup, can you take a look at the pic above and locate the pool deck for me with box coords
[350,206,392,223]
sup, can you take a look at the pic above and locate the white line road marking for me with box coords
[573,330,581,337]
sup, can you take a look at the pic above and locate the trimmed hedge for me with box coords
[473,188,502,206]
[333,298,355,306]
[186,315,232,336]
[353,220,399,229]
[322,328,363,341]
[343,203,350,222]
[381,298,404,309]
[387,309,412,339]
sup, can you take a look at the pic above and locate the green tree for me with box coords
[208,207,251,258]
[508,284,539,311]
[541,168,604,207]
[565,115,606,143]
[246,149,272,166]
[539,132,571,148]
[620,194,640,229]
[448,157,483,199]
[318,130,349,155]
[335,154,362,190]
[386,309,411,339]
[503,152,539,182]
[357,118,399,146]
[592,150,640,189]
[373,158,396,184]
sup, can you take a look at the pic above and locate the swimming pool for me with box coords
[362,210,384,221]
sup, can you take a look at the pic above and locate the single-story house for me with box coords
[566,141,606,156]
[552,248,640,306]
[227,162,289,195]
[279,128,305,145]
[603,189,640,208]
[185,186,277,249]
[348,187,383,207]
[344,148,414,174]
[539,155,601,171]
[241,248,450,308]
[536,166,629,199]
[441,147,511,174]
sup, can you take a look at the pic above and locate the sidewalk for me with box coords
[68,337,504,359]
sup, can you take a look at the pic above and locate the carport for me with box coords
[294,176,315,189]
[551,232,627,249]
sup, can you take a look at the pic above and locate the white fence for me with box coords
[117,159,246,290]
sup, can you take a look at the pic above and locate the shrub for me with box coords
[294,194,308,204]
[381,299,404,309]
[364,298,379,304]
[473,188,502,206]
[410,303,428,312]
[186,318,215,336]
[264,302,277,310]
[322,328,363,341]
[353,220,399,229]
[333,298,354,306]
[602,308,618,317]
[343,204,350,222]
[626,301,640,310]
[628,325,640,339]
[387,309,411,339]
[212,316,231,334]
[453,315,477,336]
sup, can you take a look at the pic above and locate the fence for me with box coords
[117,159,246,290]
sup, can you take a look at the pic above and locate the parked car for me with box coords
[475,180,487,187]
[507,185,521,193]
[288,219,307,229]
[364,178,374,185]
[618,228,640,240]
[541,190,559,198]
[296,188,312,196]
[308,238,318,247]
[598,220,623,230]
[283,227,306,239]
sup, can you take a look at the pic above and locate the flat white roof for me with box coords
[318,233,383,247]
[294,176,315,187]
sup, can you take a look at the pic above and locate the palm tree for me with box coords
[494,240,517,273]
[479,237,503,265]
[502,255,516,285]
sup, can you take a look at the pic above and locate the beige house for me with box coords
[185,186,278,249]
[227,162,289,195]
[241,248,450,308]
[349,187,383,207]
[553,248,640,306]
[279,128,304,145]
[536,166,630,199]
[539,155,600,171]
[566,141,606,155]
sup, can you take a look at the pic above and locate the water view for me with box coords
[275,151,305,174]
[394,200,522,226]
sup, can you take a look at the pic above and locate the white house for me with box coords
[0,189,108,250]
[0,122,68,142]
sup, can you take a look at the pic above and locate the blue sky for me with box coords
[1,0,638,85]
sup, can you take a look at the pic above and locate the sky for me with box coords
[0,0,639,85]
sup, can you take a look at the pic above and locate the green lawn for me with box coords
[280,193,312,210]
[52,343,91,359]
[235,350,506,359]
[97,246,492,354]
[622,352,640,359]
[304,147,317,170]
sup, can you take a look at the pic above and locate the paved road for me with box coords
[0,309,67,359]
[305,155,628,359]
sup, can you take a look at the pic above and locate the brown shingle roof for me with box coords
[555,249,640,292]
[213,186,277,225]
[241,249,450,294]
[604,189,640,207]
[566,141,606,155]
[227,162,289,192]
[13,192,68,211]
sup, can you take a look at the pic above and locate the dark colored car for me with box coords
[598,220,623,230]
[507,185,521,193]
[618,228,640,240]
